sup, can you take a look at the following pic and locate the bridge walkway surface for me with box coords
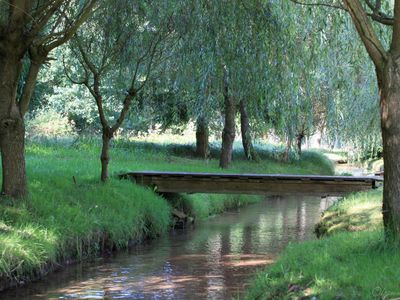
[120,171,382,197]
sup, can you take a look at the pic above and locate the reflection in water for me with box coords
[1,195,335,300]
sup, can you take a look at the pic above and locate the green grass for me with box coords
[319,149,348,163]
[0,181,171,286]
[245,189,393,300]
[36,137,334,176]
[0,138,333,289]
[315,189,382,237]
[245,230,400,300]
[366,158,384,173]
[170,193,261,220]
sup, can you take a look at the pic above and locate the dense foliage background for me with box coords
[23,0,381,160]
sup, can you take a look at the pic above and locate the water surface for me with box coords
[2,195,334,299]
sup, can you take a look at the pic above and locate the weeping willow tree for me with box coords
[143,0,378,166]
[325,42,381,159]
[257,2,331,159]
[254,1,378,163]
[65,0,176,181]
[289,0,400,242]
[161,0,277,167]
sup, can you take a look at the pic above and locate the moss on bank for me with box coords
[0,139,332,291]
[245,189,396,300]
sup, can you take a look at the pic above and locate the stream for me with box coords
[1,195,334,300]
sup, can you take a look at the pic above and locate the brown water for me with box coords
[1,195,334,300]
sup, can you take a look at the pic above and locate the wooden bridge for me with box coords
[120,171,382,196]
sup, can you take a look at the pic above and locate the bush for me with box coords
[26,109,77,139]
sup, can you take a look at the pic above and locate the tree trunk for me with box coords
[296,131,304,156]
[282,138,292,162]
[0,55,27,198]
[239,99,258,161]
[195,116,209,159]
[0,119,26,198]
[219,69,236,169]
[100,128,112,182]
[380,55,400,241]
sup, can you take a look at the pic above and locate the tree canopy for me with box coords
[1,0,388,231]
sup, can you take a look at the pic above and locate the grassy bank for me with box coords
[171,193,261,220]
[245,189,400,300]
[0,180,170,289]
[0,138,333,290]
[315,189,382,237]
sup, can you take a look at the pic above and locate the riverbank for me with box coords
[315,189,382,237]
[1,194,329,299]
[245,188,400,299]
[0,139,333,292]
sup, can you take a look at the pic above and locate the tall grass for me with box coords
[170,193,262,220]
[0,181,171,286]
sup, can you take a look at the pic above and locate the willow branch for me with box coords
[391,0,400,52]
[28,0,64,39]
[365,0,394,25]
[18,60,41,115]
[75,40,109,129]
[344,0,387,73]
[290,0,394,25]
[290,0,346,11]
[111,91,135,133]
[62,55,89,85]
[45,0,98,51]
[91,75,109,130]
[7,1,34,29]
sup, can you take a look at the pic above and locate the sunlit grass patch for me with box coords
[0,177,171,288]
[0,224,58,279]
[245,230,400,299]
[245,189,389,300]
[315,189,382,237]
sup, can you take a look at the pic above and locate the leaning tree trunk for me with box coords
[100,128,113,182]
[219,70,236,169]
[0,55,27,198]
[380,55,400,241]
[196,116,209,159]
[239,99,258,161]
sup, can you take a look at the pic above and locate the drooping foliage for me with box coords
[260,2,380,157]
[24,1,381,162]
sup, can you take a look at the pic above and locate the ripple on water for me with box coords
[1,195,335,300]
